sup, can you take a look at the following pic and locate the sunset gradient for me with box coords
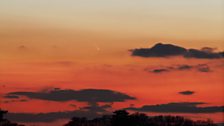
[0,1,224,126]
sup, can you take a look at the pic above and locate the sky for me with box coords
[0,0,224,126]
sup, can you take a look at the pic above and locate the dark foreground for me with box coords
[65,110,217,126]
[0,109,219,126]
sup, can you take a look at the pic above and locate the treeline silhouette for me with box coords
[0,109,218,126]
[65,110,217,126]
[0,109,24,126]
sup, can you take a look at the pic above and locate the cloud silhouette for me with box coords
[81,102,112,113]
[6,103,112,123]
[4,95,20,99]
[201,47,217,53]
[5,102,224,123]
[147,64,211,74]
[6,111,75,122]
[185,49,222,59]
[5,88,122,123]
[151,69,170,73]
[178,91,195,95]
[131,43,187,57]
[126,102,224,113]
[5,88,136,103]
[131,43,224,59]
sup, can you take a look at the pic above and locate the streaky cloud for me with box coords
[178,91,195,95]
[146,64,211,74]
[5,88,136,103]
[126,102,224,113]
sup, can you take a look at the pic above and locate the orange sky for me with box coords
[0,0,224,125]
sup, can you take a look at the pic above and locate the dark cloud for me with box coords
[147,64,211,73]
[201,47,217,53]
[220,52,224,57]
[131,43,187,57]
[178,91,195,95]
[131,43,224,59]
[5,101,224,123]
[5,88,115,123]
[5,88,136,103]
[126,102,224,113]
[151,69,170,73]
[81,102,112,113]
[6,111,75,122]
[185,49,222,59]
[6,103,112,123]
[4,95,20,99]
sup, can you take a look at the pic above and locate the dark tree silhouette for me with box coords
[64,109,218,126]
[111,110,129,126]
[129,112,149,126]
